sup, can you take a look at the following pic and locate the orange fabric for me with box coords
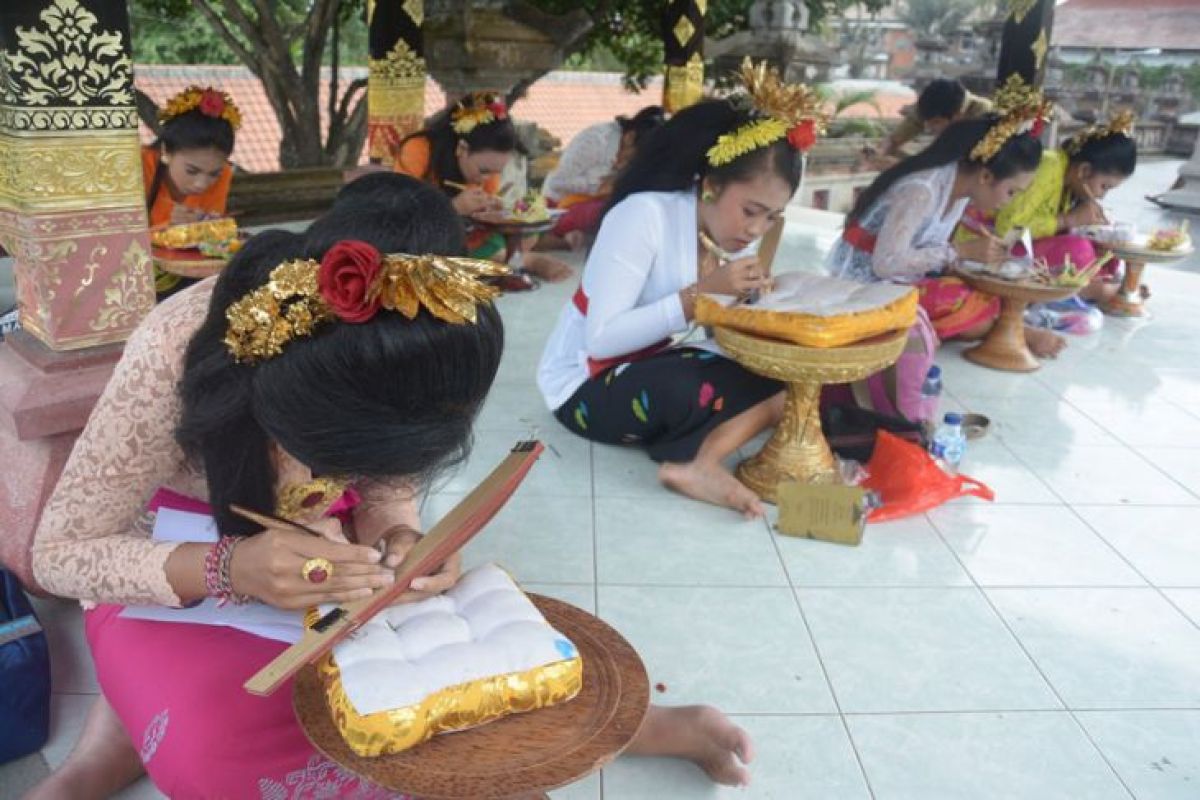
[394,135,501,195]
[556,192,604,210]
[140,146,232,228]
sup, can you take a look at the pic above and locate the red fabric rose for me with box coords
[1030,117,1045,138]
[198,90,226,119]
[488,101,508,121]
[317,240,384,323]
[787,120,818,152]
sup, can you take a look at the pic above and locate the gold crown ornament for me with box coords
[159,85,243,130]
[1064,109,1137,156]
[968,74,1052,163]
[450,91,509,136]
[706,58,828,168]
[224,241,507,363]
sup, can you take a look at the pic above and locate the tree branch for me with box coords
[190,0,261,73]
[302,0,340,88]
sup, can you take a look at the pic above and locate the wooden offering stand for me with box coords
[952,268,1078,372]
[151,246,229,280]
[1097,242,1195,318]
[294,595,650,800]
[715,326,907,503]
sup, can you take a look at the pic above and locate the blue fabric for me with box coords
[0,568,50,764]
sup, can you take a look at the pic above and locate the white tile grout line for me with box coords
[767,519,878,799]
[588,441,605,800]
[924,510,1139,799]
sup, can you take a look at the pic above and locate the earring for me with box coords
[701,189,715,203]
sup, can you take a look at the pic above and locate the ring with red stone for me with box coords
[301,557,334,584]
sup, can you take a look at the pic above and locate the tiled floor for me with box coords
[6,160,1200,799]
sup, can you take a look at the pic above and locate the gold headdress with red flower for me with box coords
[968,74,1052,163]
[706,58,827,168]
[224,241,507,363]
[159,85,243,130]
[1064,109,1137,156]
[450,91,509,136]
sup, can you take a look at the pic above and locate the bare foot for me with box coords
[522,253,573,282]
[1024,325,1066,359]
[1080,278,1118,304]
[627,705,754,787]
[659,461,763,519]
[25,696,145,800]
[564,230,586,252]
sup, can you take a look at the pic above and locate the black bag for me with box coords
[0,568,51,765]
[822,404,927,463]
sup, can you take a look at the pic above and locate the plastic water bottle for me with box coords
[921,365,943,400]
[930,412,967,472]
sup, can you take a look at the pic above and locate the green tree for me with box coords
[900,0,981,39]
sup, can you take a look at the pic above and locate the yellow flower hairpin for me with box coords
[1065,109,1137,156]
[968,75,1052,163]
[159,85,242,130]
[450,91,509,136]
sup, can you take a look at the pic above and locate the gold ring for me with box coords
[301,557,333,584]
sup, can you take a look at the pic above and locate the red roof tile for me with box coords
[1053,0,1200,51]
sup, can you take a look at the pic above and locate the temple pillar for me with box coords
[367,0,427,164]
[996,0,1054,89]
[0,0,153,589]
[662,0,706,113]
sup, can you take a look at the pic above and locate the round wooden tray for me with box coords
[293,595,650,800]
[1100,242,1194,265]
[952,267,1081,304]
[467,214,558,236]
[952,267,1078,372]
[151,246,227,279]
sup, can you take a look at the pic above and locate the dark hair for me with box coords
[1061,132,1137,177]
[176,208,502,537]
[146,109,236,211]
[607,99,804,212]
[848,115,1044,224]
[307,185,466,258]
[398,93,518,191]
[616,105,667,147]
[917,79,968,122]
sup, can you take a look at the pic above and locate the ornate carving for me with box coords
[90,238,153,334]
[1008,0,1038,24]
[1,0,134,107]
[0,135,142,209]
[1031,29,1048,70]
[403,0,425,27]
[664,52,705,113]
[370,39,426,82]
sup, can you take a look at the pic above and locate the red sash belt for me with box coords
[842,221,878,254]
[572,286,670,378]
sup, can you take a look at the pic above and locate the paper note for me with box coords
[776,482,867,546]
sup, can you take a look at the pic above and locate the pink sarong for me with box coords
[916,276,1001,340]
[85,490,401,799]
[1016,234,1120,280]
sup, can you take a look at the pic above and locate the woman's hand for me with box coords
[229,516,394,610]
[697,255,770,298]
[376,524,463,605]
[1063,200,1108,229]
[956,236,1009,265]
[170,206,207,224]
[453,187,501,216]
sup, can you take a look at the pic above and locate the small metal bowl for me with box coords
[961,413,991,441]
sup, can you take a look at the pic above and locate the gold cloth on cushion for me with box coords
[695,272,918,348]
[150,217,237,249]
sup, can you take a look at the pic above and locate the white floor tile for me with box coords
[40,693,94,770]
[1076,506,1200,586]
[930,505,1144,587]
[1078,710,1200,800]
[988,588,1200,708]
[1163,589,1200,628]
[601,714,869,799]
[30,596,98,695]
[1005,443,1198,506]
[597,586,835,714]
[1133,448,1200,501]
[952,438,1061,505]
[848,711,1129,800]
[797,587,1058,713]
[591,442,663,499]
[438,426,592,497]
[965,397,1120,447]
[776,514,971,587]
[595,495,786,587]
[1069,399,1200,448]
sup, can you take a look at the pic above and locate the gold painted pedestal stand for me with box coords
[952,269,1079,373]
[1098,243,1195,318]
[715,327,908,503]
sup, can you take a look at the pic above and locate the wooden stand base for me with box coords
[1101,260,1147,318]
[963,296,1040,372]
[736,379,838,502]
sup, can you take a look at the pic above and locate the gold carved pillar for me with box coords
[0,0,154,351]
[367,0,427,164]
[662,0,706,113]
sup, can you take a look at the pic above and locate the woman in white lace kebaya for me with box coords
[29,185,758,799]
[827,111,1066,358]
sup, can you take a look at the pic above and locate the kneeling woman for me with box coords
[395,90,572,282]
[143,85,240,298]
[826,90,1062,357]
[993,110,1138,304]
[539,64,825,518]
[30,189,753,798]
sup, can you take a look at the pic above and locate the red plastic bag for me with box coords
[862,430,994,522]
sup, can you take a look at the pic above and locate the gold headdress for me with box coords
[224,241,507,363]
[450,91,509,136]
[1064,109,1136,155]
[968,74,1052,163]
[159,85,243,130]
[706,58,827,167]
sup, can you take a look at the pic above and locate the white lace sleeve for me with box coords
[543,124,618,200]
[870,181,958,282]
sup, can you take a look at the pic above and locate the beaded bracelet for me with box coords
[204,536,252,607]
